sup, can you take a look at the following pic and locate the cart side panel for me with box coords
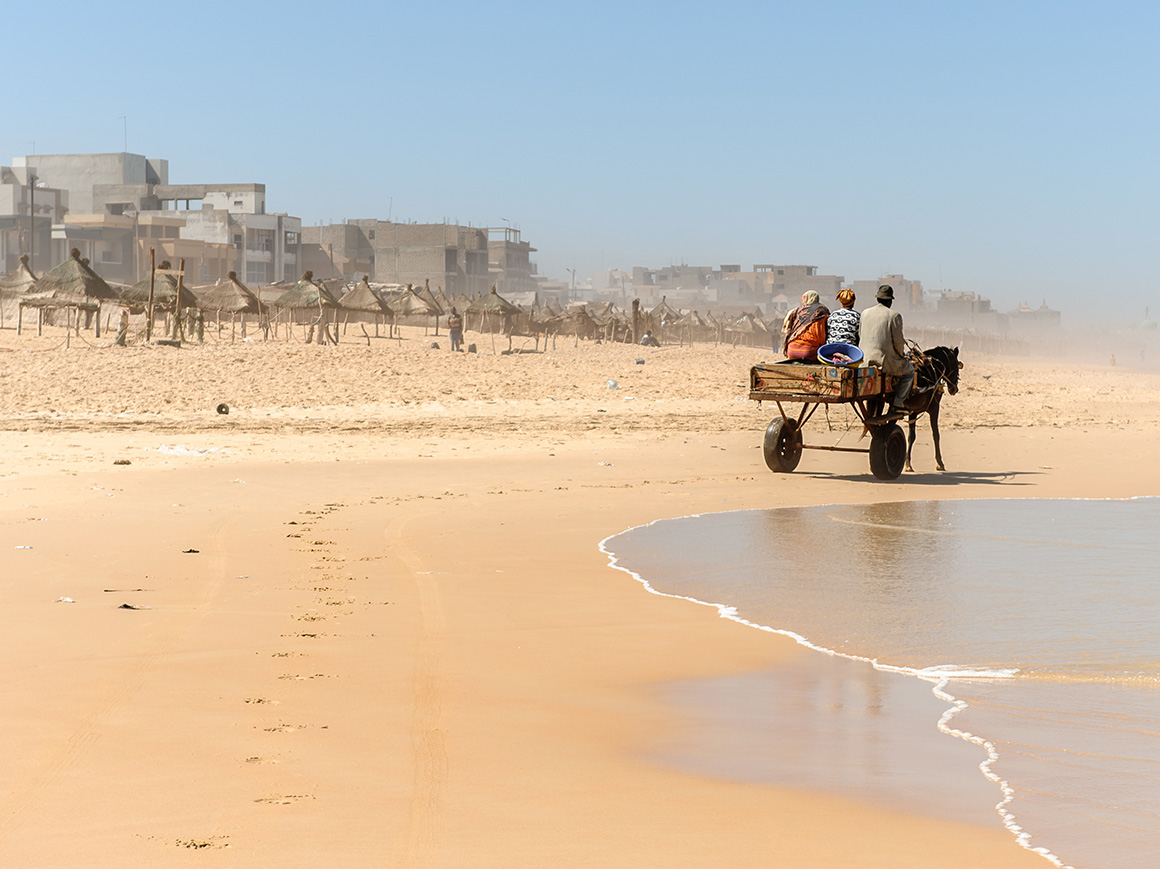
[750,363,884,401]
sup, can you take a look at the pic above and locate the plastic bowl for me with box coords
[818,342,863,367]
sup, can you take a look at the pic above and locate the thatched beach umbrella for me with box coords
[19,248,117,338]
[0,253,39,326]
[275,270,343,344]
[194,271,263,340]
[195,270,261,314]
[340,275,394,337]
[466,285,522,334]
[120,261,199,311]
[723,311,770,347]
[276,270,343,310]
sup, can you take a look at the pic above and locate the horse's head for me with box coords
[940,347,962,395]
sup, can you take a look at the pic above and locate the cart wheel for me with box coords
[869,423,907,480]
[763,417,803,473]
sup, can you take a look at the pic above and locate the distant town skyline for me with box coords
[3,1,1156,323]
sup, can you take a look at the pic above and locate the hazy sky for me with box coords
[5,1,1156,319]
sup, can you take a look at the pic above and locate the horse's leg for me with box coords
[930,396,945,471]
[906,413,918,472]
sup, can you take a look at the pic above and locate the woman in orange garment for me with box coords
[781,291,831,359]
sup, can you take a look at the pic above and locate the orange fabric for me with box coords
[786,318,827,359]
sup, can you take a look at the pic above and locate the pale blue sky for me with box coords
[5,1,1157,318]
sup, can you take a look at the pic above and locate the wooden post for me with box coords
[37,306,42,336]
[173,257,186,341]
[17,302,22,335]
[146,248,156,341]
[631,299,640,344]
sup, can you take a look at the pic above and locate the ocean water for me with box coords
[603,498,1160,869]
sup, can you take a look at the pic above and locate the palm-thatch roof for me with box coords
[415,280,445,315]
[276,270,343,309]
[649,297,681,322]
[194,271,262,314]
[0,254,39,295]
[119,261,199,310]
[387,286,440,317]
[466,286,522,316]
[22,248,117,308]
[340,276,392,314]
[678,310,710,328]
[724,312,769,334]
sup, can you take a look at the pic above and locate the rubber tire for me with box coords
[869,423,907,480]
[763,417,803,473]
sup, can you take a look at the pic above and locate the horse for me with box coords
[901,345,962,472]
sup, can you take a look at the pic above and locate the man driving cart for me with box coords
[860,284,914,420]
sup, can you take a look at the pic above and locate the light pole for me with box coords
[27,173,37,273]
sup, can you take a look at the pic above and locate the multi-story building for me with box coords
[8,152,298,285]
[851,274,924,312]
[626,263,844,312]
[486,227,537,297]
[301,221,514,298]
[0,164,67,274]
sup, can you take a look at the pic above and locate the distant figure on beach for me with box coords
[782,291,830,359]
[639,330,660,347]
[114,309,129,346]
[826,289,860,345]
[861,285,914,419]
[448,307,464,351]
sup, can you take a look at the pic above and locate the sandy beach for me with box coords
[2,327,1158,866]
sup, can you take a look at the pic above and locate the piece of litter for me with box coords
[597,461,614,467]
[56,596,75,603]
[118,603,150,610]
[15,545,31,550]
[113,459,131,465]
[183,548,200,554]
[623,396,635,400]
[606,379,618,389]
[234,575,249,579]
[231,479,245,483]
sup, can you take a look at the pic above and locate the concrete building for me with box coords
[9,152,298,285]
[0,164,67,274]
[625,263,844,312]
[850,274,925,313]
[301,221,506,298]
[486,227,537,297]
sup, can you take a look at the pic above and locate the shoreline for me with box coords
[3,333,1158,865]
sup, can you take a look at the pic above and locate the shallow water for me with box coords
[605,498,1160,869]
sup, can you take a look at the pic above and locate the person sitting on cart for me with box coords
[781,291,830,360]
[826,289,860,345]
[860,285,914,419]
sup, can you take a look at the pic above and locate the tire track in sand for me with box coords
[381,511,449,864]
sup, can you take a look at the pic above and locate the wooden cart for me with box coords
[748,361,907,480]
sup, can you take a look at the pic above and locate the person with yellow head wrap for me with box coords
[826,288,860,345]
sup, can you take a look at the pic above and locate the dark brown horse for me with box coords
[902,345,962,472]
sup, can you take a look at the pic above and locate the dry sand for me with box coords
[2,325,1158,867]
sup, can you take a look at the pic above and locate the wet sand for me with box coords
[2,327,1157,866]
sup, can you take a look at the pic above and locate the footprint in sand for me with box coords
[244,756,280,765]
[254,794,314,805]
[175,836,230,849]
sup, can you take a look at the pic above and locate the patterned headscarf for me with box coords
[801,291,820,306]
